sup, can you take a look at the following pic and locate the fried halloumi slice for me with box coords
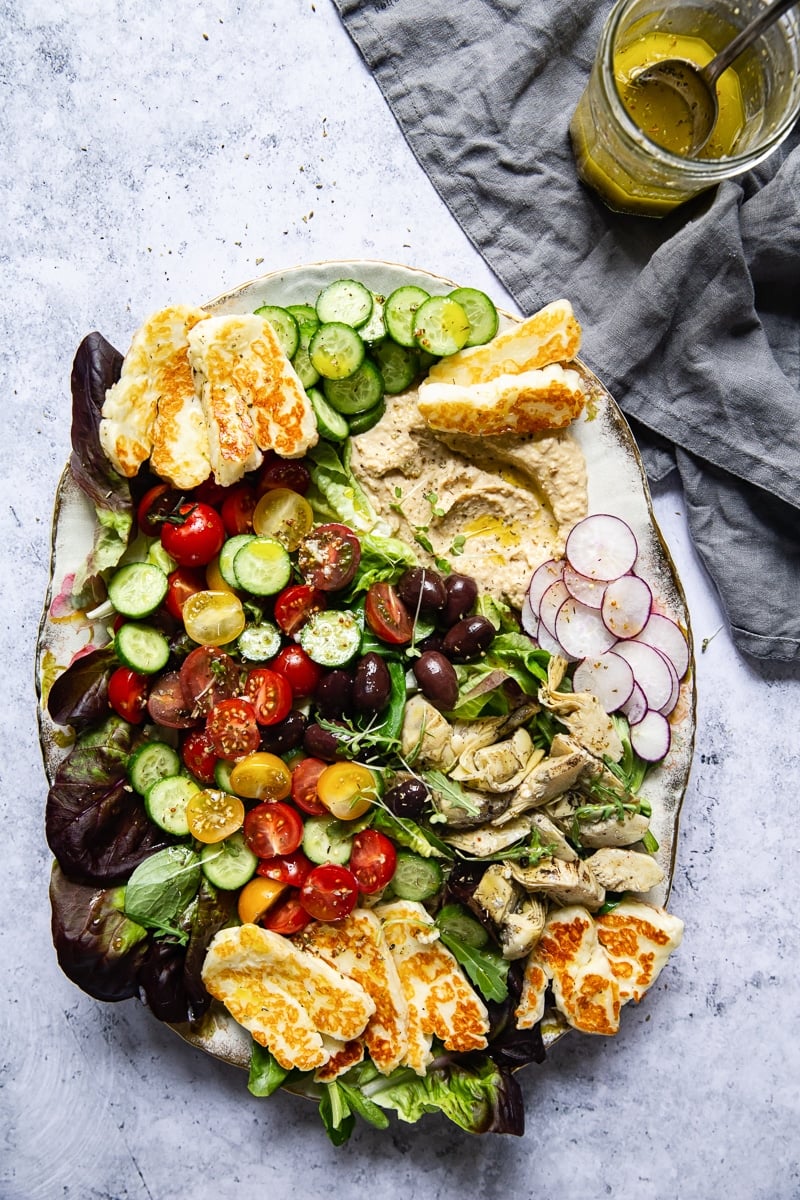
[100,305,210,480]
[201,924,375,1071]
[297,908,409,1076]
[417,364,586,437]
[244,315,318,459]
[375,900,490,1075]
[595,900,684,1004]
[426,299,582,387]
[523,905,621,1036]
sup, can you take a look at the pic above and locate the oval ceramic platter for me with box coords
[37,260,695,1071]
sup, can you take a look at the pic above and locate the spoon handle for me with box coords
[705,0,799,85]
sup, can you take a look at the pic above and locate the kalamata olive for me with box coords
[384,777,430,819]
[352,652,392,716]
[441,573,479,625]
[259,709,307,755]
[396,567,447,614]
[303,722,345,762]
[416,630,445,655]
[413,651,459,710]
[314,669,354,719]
[441,614,496,661]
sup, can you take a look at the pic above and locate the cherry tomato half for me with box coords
[180,646,244,717]
[316,761,379,820]
[256,454,311,497]
[271,644,323,699]
[205,698,261,759]
[300,863,359,922]
[160,502,225,568]
[221,484,257,536]
[137,484,181,536]
[146,671,199,729]
[297,523,361,592]
[263,893,312,935]
[107,667,149,724]
[364,581,413,645]
[243,801,304,858]
[186,788,245,844]
[165,567,206,622]
[245,668,293,726]
[229,752,293,802]
[349,829,398,894]
[273,584,326,638]
[237,877,286,925]
[290,756,328,815]
[256,849,313,888]
[181,728,219,785]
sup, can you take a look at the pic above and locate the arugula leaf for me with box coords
[423,769,482,820]
[436,927,510,1003]
[248,1041,291,1098]
[123,846,202,942]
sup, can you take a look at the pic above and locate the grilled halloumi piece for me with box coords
[595,900,684,1004]
[201,924,375,1072]
[521,905,621,1036]
[296,908,409,1076]
[375,900,490,1076]
[417,364,586,437]
[100,305,210,480]
[426,299,582,387]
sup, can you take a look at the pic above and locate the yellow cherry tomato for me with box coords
[186,788,245,844]
[229,752,293,802]
[237,877,287,925]
[316,761,379,820]
[182,590,246,646]
[252,488,314,551]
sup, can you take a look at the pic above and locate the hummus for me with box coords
[348,388,588,609]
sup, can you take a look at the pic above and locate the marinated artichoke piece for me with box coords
[499,895,548,960]
[568,811,652,848]
[401,695,457,769]
[451,727,543,792]
[538,656,624,762]
[496,745,589,823]
[473,863,520,926]
[428,779,508,829]
[586,847,665,892]
[443,815,536,857]
[508,856,606,911]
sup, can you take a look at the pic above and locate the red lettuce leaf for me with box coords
[46,645,117,731]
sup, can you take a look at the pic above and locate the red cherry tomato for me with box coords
[221,484,257,536]
[205,698,260,759]
[137,484,181,536]
[349,829,398,894]
[273,584,326,637]
[290,757,328,815]
[257,849,313,887]
[297,524,361,592]
[165,567,206,621]
[244,668,293,726]
[192,477,229,507]
[263,894,312,935]
[271,644,323,699]
[107,667,149,724]
[181,728,219,785]
[300,863,359,922]
[256,454,311,497]
[146,671,199,729]
[243,801,304,858]
[160,502,225,568]
[179,646,244,717]
[364,582,413,645]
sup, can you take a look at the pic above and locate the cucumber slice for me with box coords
[384,285,430,348]
[413,296,471,357]
[298,609,362,667]
[237,622,283,661]
[436,903,489,949]
[315,279,374,329]
[254,304,300,359]
[309,322,365,380]
[200,830,258,889]
[145,775,200,836]
[347,399,386,436]
[302,814,355,865]
[129,740,181,795]
[115,623,170,675]
[218,533,256,588]
[291,321,321,389]
[307,386,349,442]
[370,339,419,394]
[232,536,292,596]
[322,359,384,415]
[214,759,236,793]
[107,563,168,619]
[358,293,387,344]
[448,287,499,347]
[287,303,319,328]
[391,850,443,901]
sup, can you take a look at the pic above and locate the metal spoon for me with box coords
[631,0,799,156]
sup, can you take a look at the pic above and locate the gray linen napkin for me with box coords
[332,0,800,662]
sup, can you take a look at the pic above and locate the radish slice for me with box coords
[601,574,653,639]
[539,579,570,637]
[563,563,607,609]
[520,591,538,637]
[635,613,690,680]
[572,651,634,713]
[621,681,648,725]
[527,558,564,615]
[565,514,639,581]
[630,708,671,762]
[613,640,675,711]
[534,619,575,661]
[658,654,680,716]
[554,597,619,659]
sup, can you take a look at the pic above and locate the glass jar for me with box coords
[570,0,800,216]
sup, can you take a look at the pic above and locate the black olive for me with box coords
[303,722,344,762]
[384,777,430,819]
[314,669,354,719]
[259,709,307,755]
[396,567,447,614]
[441,573,479,626]
[352,652,392,716]
[413,650,459,710]
[441,614,496,661]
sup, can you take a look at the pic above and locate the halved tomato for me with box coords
[186,788,245,844]
[271,644,323,699]
[181,728,219,785]
[364,581,413,645]
[137,484,181,536]
[256,849,313,888]
[290,756,328,815]
[273,584,326,637]
[243,801,304,858]
[349,829,397,894]
[263,893,312,935]
[244,668,293,726]
[297,524,361,592]
[165,567,206,622]
[256,454,311,496]
[180,646,244,716]
[300,863,359,922]
[107,667,148,724]
[221,484,257,536]
[205,698,260,759]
